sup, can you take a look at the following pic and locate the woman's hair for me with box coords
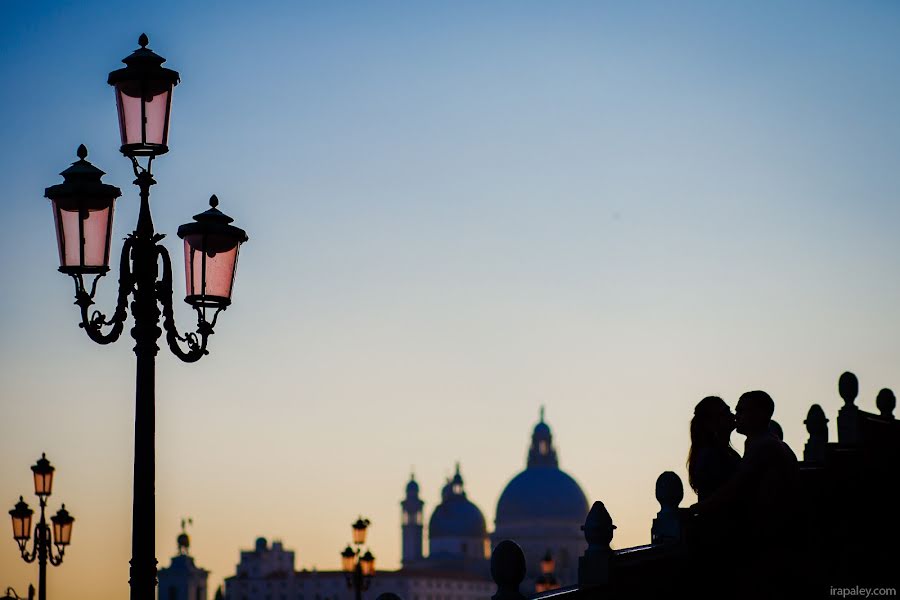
[687,396,729,494]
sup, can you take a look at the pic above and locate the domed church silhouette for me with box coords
[400,408,588,585]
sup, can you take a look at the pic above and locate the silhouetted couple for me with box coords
[688,391,800,599]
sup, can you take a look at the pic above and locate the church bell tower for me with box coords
[401,473,425,565]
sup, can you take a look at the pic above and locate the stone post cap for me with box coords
[491,540,526,600]
[655,471,683,510]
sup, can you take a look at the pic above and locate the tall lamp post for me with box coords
[8,455,75,600]
[40,34,249,600]
[341,517,375,600]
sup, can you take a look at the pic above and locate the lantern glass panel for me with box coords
[53,520,73,546]
[116,83,144,146]
[33,470,54,497]
[11,513,32,541]
[352,526,367,546]
[115,80,173,150]
[183,234,240,305]
[53,203,113,272]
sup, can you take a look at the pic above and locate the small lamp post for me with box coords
[534,550,560,593]
[39,35,250,600]
[8,455,74,600]
[2,585,35,600]
[341,517,375,600]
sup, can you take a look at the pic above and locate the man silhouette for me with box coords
[692,390,800,597]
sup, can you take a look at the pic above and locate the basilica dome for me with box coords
[495,410,588,526]
[497,468,588,523]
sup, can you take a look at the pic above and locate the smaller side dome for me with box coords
[428,464,486,539]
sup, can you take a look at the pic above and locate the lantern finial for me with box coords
[77,145,88,160]
[139,33,149,48]
[210,194,219,208]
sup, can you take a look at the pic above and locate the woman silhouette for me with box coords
[687,396,740,501]
[686,396,742,597]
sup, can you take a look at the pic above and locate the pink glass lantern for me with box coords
[31,453,55,497]
[51,505,75,547]
[341,546,355,573]
[107,34,180,157]
[44,147,121,275]
[9,497,33,544]
[176,195,248,308]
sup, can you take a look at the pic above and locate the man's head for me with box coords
[735,390,775,436]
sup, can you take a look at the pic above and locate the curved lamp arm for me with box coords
[157,244,220,363]
[72,236,135,345]
[17,524,39,564]
[48,544,65,566]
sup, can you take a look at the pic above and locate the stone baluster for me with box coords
[803,404,829,462]
[491,540,527,600]
[651,471,684,544]
[837,371,860,444]
[876,388,896,420]
[578,501,615,587]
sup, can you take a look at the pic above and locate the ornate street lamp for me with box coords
[40,34,249,600]
[341,517,375,600]
[534,550,560,594]
[8,455,74,600]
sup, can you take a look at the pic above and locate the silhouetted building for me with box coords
[399,410,588,590]
[223,537,493,600]
[492,409,588,586]
[158,525,210,600]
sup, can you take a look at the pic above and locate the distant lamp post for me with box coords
[534,550,560,593]
[341,517,375,600]
[40,34,250,600]
[8,455,74,600]
[2,585,35,600]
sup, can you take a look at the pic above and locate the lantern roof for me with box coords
[107,34,180,86]
[51,504,74,526]
[177,195,249,242]
[9,496,33,519]
[44,145,122,208]
[31,452,54,476]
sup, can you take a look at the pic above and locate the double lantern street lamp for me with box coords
[8,455,74,600]
[341,517,376,600]
[40,34,249,600]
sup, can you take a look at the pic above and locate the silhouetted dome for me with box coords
[429,496,487,538]
[496,468,588,524]
[428,464,486,539]
[406,476,419,496]
[177,532,190,550]
[496,410,588,526]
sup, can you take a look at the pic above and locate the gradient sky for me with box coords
[2,1,900,598]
